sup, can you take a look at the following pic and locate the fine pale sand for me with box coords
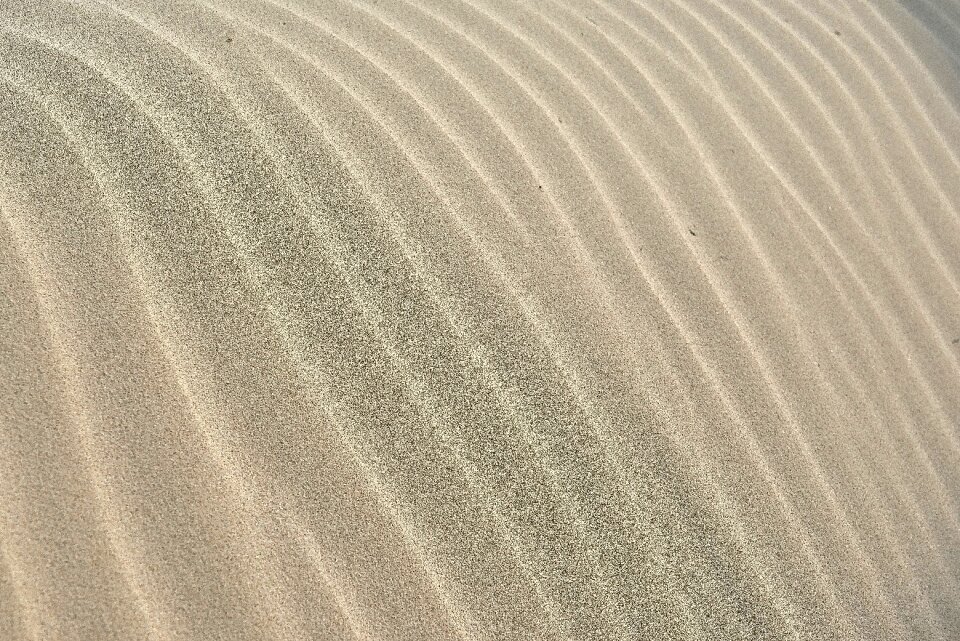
[2,0,960,639]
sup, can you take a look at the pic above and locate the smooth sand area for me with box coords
[2,0,960,639]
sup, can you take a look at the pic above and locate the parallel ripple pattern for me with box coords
[1,0,959,639]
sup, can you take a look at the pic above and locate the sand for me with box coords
[1,0,959,638]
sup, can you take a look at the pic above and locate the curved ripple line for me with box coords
[412,0,864,634]
[474,0,872,618]
[0,173,168,639]
[218,5,624,634]
[744,0,960,496]
[596,0,956,628]
[597,0,960,494]
[1,21,466,639]
[691,0,960,598]
[844,0,960,207]
[58,2,586,635]
[542,0,958,627]
[612,0,957,625]
[3,0,958,637]
[112,2,586,635]
[536,0,940,632]
[238,0,720,632]
[715,0,960,533]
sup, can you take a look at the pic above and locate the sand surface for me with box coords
[2,0,960,639]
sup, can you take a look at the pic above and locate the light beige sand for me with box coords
[1,0,960,639]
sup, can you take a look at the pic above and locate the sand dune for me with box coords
[1,0,959,638]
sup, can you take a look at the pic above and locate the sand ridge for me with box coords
[1,0,959,639]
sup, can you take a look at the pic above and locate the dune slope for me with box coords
[2,0,960,639]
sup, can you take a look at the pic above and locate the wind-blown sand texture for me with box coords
[2,0,960,639]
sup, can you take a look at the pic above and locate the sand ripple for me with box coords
[1,1,959,639]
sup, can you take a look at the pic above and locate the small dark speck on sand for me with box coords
[226,37,233,43]
[538,185,542,190]
[952,337,959,344]
[834,30,841,36]
[689,229,697,236]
